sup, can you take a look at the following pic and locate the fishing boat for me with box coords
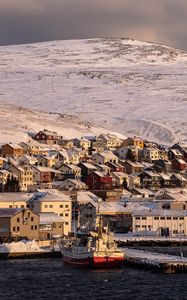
[59,204,125,268]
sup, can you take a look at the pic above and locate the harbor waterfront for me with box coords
[0,255,186,300]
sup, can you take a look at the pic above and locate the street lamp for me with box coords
[179,223,183,259]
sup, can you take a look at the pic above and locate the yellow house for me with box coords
[8,165,35,191]
[0,157,6,169]
[28,190,72,235]
[19,140,49,156]
[143,147,160,162]
[98,134,123,150]
[37,155,57,168]
[123,137,144,149]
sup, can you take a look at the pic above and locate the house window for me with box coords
[49,205,53,208]
[65,222,69,225]
[31,225,34,230]
[160,217,165,220]
[9,205,12,208]
[21,205,24,208]
[17,227,20,231]
[65,213,69,217]
[65,205,69,208]
[60,205,64,208]
[35,225,37,230]
[167,217,171,220]
[179,217,184,220]
[154,217,159,220]
[44,205,48,208]
[60,213,63,217]
[13,227,16,232]
[17,218,20,222]
[135,217,140,220]
[142,217,147,220]
[31,217,34,222]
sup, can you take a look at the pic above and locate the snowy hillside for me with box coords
[0,104,116,144]
[0,38,187,145]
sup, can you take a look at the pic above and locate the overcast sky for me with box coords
[0,0,187,50]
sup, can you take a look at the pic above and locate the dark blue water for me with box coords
[0,256,186,300]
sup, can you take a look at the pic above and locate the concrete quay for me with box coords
[122,248,187,273]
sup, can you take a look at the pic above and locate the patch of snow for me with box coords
[0,240,48,253]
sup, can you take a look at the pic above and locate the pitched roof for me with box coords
[6,143,23,150]
[0,208,24,217]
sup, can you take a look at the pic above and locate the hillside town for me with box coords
[0,129,187,243]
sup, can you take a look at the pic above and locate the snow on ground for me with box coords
[123,248,187,262]
[0,103,123,145]
[0,38,187,145]
[0,240,48,253]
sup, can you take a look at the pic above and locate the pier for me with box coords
[122,248,187,273]
[115,234,187,247]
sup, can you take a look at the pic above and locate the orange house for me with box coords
[1,144,24,159]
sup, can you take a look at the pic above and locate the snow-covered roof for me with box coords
[64,179,86,185]
[76,191,99,204]
[172,173,186,181]
[111,172,127,178]
[97,151,118,160]
[169,149,182,155]
[94,171,106,178]
[64,164,81,171]
[126,160,144,167]
[6,143,23,150]
[80,162,97,170]
[0,193,33,202]
[133,187,154,196]
[37,130,58,137]
[30,190,72,203]
[33,166,62,173]
[175,159,186,164]
[39,212,64,224]
[144,171,160,177]
[0,169,12,175]
[160,173,171,180]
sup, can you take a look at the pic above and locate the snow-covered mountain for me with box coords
[0,38,187,145]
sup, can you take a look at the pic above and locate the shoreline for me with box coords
[0,250,62,259]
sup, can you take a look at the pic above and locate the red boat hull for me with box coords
[62,255,124,268]
[92,256,124,268]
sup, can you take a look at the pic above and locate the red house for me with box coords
[172,159,186,172]
[85,171,113,191]
[34,130,63,145]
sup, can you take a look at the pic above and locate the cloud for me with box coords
[0,0,187,50]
